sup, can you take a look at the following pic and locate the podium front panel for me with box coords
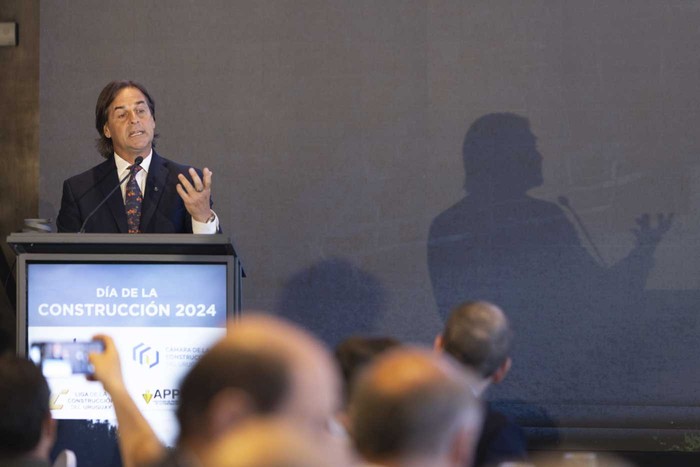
[17,253,234,447]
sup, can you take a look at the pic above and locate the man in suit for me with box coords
[56,80,218,234]
[435,301,528,467]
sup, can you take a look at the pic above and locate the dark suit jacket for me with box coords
[473,403,528,467]
[57,152,208,233]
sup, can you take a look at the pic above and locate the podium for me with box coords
[8,232,244,354]
[7,232,245,463]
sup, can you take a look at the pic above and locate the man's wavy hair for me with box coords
[95,80,158,158]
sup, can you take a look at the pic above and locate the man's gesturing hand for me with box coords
[176,167,213,223]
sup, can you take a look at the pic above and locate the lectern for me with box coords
[7,232,244,463]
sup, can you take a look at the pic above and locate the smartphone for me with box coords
[29,341,105,378]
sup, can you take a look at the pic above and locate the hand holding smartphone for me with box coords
[29,341,105,378]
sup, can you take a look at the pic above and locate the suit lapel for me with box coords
[97,158,128,233]
[140,151,168,232]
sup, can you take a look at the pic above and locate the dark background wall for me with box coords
[31,0,700,454]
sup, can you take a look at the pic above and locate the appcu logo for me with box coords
[142,388,180,404]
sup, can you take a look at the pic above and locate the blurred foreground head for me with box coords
[528,451,637,467]
[177,313,341,444]
[0,355,55,461]
[349,347,482,467]
[202,417,350,467]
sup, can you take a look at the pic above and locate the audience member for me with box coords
[349,347,482,467]
[90,314,348,467]
[435,300,527,467]
[528,451,636,466]
[333,335,401,448]
[201,417,339,467]
[0,355,56,467]
[334,335,401,426]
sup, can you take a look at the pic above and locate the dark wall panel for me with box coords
[39,0,700,451]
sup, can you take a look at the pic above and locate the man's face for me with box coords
[103,87,155,161]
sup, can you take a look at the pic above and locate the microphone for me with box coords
[557,195,607,267]
[79,156,144,233]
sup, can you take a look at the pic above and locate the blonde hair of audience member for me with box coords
[349,347,483,467]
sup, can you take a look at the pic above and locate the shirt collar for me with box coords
[114,149,153,175]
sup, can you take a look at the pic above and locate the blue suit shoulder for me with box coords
[474,403,528,467]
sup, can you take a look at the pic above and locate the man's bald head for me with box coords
[202,417,350,467]
[226,314,341,431]
[349,347,482,465]
[176,314,341,443]
[440,301,511,378]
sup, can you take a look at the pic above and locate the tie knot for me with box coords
[131,165,142,173]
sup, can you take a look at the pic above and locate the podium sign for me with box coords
[8,233,244,450]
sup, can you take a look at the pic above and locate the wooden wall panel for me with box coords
[0,0,39,352]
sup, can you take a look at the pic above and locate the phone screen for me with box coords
[29,341,104,377]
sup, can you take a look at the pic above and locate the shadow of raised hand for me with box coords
[632,213,674,247]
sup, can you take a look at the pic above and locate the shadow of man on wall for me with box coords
[275,257,387,348]
[427,113,672,401]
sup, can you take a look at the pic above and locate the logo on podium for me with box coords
[132,343,160,368]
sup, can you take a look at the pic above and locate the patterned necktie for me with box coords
[125,165,143,234]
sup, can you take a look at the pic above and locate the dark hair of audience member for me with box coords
[176,344,290,442]
[95,80,158,158]
[334,336,400,404]
[441,301,511,378]
[0,355,51,458]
